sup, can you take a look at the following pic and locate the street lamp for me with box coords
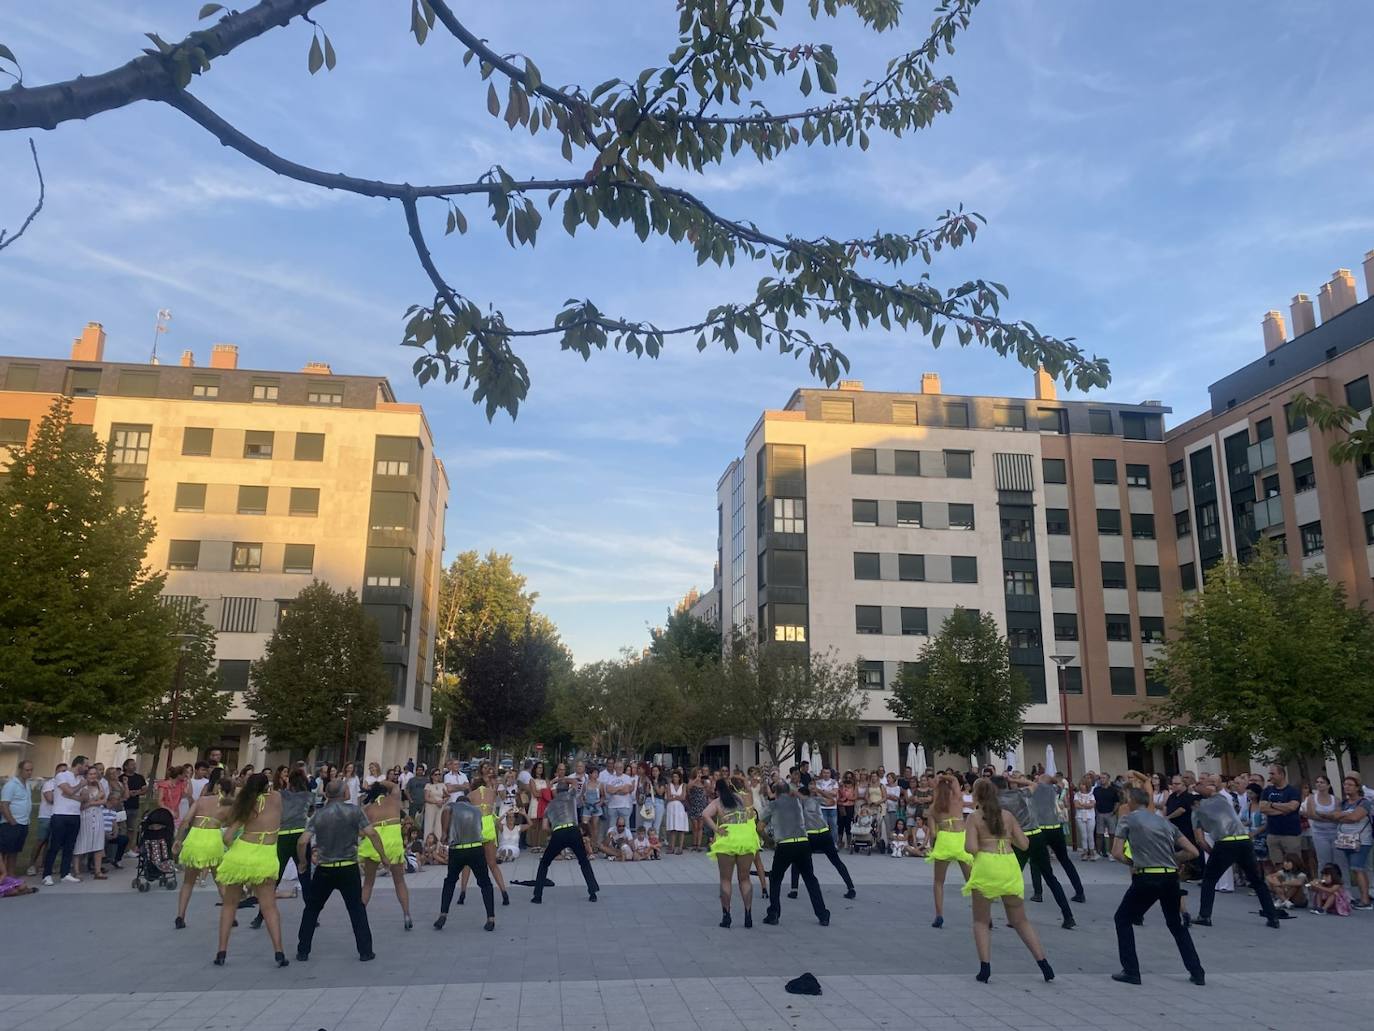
[1050,653,1077,849]
[164,632,198,778]
[341,690,358,767]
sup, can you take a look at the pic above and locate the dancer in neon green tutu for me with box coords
[214,773,289,968]
[702,775,760,928]
[458,761,511,908]
[172,768,231,930]
[359,774,413,930]
[926,774,973,928]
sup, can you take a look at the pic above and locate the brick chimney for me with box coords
[1328,268,1358,317]
[179,350,195,367]
[1317,283,1335,323]
[1364,250,1374,299]
[920,372,941,394]
[209,343,239,370]
[302,361,333,375]
[1291,293,1316,336]
[70,322,106,363]
[1261,310,1287,353]
[1033,366,1057,401]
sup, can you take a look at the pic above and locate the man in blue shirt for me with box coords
[1259,764,1303,868]
[1,761,35,880]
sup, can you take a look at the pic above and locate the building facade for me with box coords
[1,324,448,775]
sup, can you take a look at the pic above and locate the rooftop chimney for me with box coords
[209,343,239,370]
[836,379,863,391]
[1291,293,1316,336]
[1262,310,1287,353]
[1033,366,1057,401]
[70,322,106,363]
[302,361,333,375]
[1317,282,1335,323]
[1328,268,1358,318]
[920,372,941,395]
[179,350,195,368]
[1364,250,1374,299]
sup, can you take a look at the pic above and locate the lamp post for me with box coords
[164,632,197,778]
[341,690,358,767]
[1051,653,1077,849]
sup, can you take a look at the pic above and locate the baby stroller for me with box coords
[133,807,178,892]
[849,806,879,855]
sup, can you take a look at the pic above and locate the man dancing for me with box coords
[530,778,600,904]
[1028,775,1085,904]
[764,781,829,926]
[1192,775,1282,930]
[435,789,495,931]
[295,780,387,962]
[994,776,1075,929]
[788,784,856,901]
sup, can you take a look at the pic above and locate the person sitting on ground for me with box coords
[889,818,911,857]
[1308,864,1352,916]
[600,816,634,861]
[422,833,447,867]
[632,826,652,861]
[1266,856,1308,909]
[496,810,521,863]
[647,828,662,859]
[910,816,930,858]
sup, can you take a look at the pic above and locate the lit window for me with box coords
[231,543,263,572]
[773,498,805,533]
[110,425,151,465]
[376,460,411,476]
[1004,569,1037,595]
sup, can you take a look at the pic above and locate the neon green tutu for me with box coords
[215,839,278,886]
[926,828,973,865]
[962,849,1024,899]
[481,813,497,843]
[359,822,404,865]
[709,820,760,857]
[179,826,225,869]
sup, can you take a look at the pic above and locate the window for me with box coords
[1088,409,1113,435]
[181,427,213,456]
[289,487,320,516]
[1042,458,1067,484]
[896,501,922,527]
[1135,564,1161,591]
[174,482,206,512]
[1049,561,1074,588]
[1301,520,1324,556]
[1122,412,1151,440]
[994,404,1025,431]
[1145,674,1169,697]
[1358,453,1374,478]
[891,400,918,424]
[376,459,411,476]
[853,552,881,580]
[1130,513,1156,539]
[244,430,274,459]
[1093,459,1118,484]
[852,499,878,526]
[1140,616,1165,644]
[1169,460,1186,488]
[855,605,883,635]
[167,539,200,570]
[1007,625,1040,651]
[365,547,410,588]
[370,491,414,531]
[1365,509,1374,546]
[951,556,978,583]
[1105,614,1131,641]
[1045,508,1070,535]
[773,497,805,533]
[191,377,220,399]
[772,602,808,642]
[251,380,279,402]
[1096,508,1122,535]
[1061,667,1083,694]
[110,424,152,465]
[1109,667,1137,695]
[294,432,325,461]
[1101,561,1127,589]
[1255,417,1274,441]
[307,382,344,405]
[283,543,315,574]
[948,503,975,530]
[64,367,101,396]
[230,542,262,571]
[1180,562,1197,591]
[116,369,158,397]
[1292,457,1316,492]
[220,596,258,633]
[851,448,877,475]
[1125,464,1151,488]
[4,363,39,390]
[944,450,972,478]
[113,479,144,507]
[1039,407,1068,434]
[893,450,920,476]
[1004,569,1037,595]
[237,485,268,514]
[1346,376,1372,413]
[898,553,924,581]
[771,550,806,588]
[944,402,969,428]
[1285,401,1307,432]
[820,398,854,422]
[218,659,251,693]
[1053,612,1078,641]
[1175,509,1191,537]
[900,607,929,636]
[1001,516,1032,543]
[859,660,884,689]
[1197,502,1218,543]
[0,417,30,445]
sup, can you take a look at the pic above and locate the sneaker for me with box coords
[1353,901,1373,911]
[42,876,54,886]
[62,874,81,884]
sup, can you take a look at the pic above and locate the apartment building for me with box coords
[0,323,448,775]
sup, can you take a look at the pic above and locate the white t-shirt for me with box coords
[498,822,521,852]
[51,770,83,816]
[190,777,209,801]
[517,769,532,788]
[884,784,901,812]
[604,774,633,809]
[443,771,469,794]
[815,778,838,808]
[38,777,56,820]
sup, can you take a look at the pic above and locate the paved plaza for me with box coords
[3,852,1371,1031]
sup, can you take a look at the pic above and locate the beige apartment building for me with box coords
[0,323,448,776]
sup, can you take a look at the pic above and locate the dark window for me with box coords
[1125,464,1151,488]
[295,432,325,461]
[994,405,1026,431]
[244,430,274,460]
[181,427,213,456]
[891,400,918,424]
[1122,412,1151,440]
[1180,562,1197,590]
[855,606,883,635]
[851,448,877,475]
[231,542,263,572]
[283,543,315,574]
[1042,458,1067,484]
[853,552,881,580]
[1061,666,1083,693]
[1045,508,1070,535]
[1105,614,1132,641]
[1001,516,1032,543]
[1089,409,1113,435]
[218,659,251,693]
[951,556,978,583]
[859,660,884,689]
[948,503,975,530]
[1096,508,1122,535]
[116,369,159,397]
[112,479,144,507]
[1130,513,1156,539]
[289,487,320,516]
[1263,474,1281,497]
[901,607,928,636]
[1255,417,1274,441]
[1169,460,1186,488]
[820,398,854,422]
[174,482,206,512]
[1049,561,1074,588]
[1365,509,1374,546]
[771,550,806,588]
[1197,503,1219,542]
[1101,561,1127,589]
[1358,453,1374,478]
[1039,408,1068,434]
[852,499,878,526]
[1292,457,1316,492]
[1145,674,1169,697]
[364,546,410,588]
[64,367,101,396]
[191,376,220,399]
[1174,509,1191,537]
[1093,459,1118,484]
[1301,520,1324,556]
[1140,616,1165,643]
[3,363,39,390]
[0,418,29,445]
[306,382,344,406]
[1004,569,1037,595]
[896,501,922,527]
[1007,625,1040,650]
[1135,565,1161,591]
[944,450,973,478]
[1109,667,1137,695]
[1285,401,1307,432]
[1053,613,1078,641]
[167,539,200,570]
[1346,376,1372,413]
[237,485,268,515]
[370,491,414,531]
[944,402,969,428]
[894,450,921,476]
[898,553,925,581]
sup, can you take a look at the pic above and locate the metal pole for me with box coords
[1058,663,1077,849]
[342,698,353,767]
[165,647,186,778]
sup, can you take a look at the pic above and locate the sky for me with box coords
[3,2,1373,663]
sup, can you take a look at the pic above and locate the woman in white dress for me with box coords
[664,769,689,854]
[363,761,383,788]
[75,766,108,878]
[342,762,361,805]
[525,761,548,852]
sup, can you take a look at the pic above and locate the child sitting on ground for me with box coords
[422,833,447,867]
[632,826,652,861]
[647,829,662,860]
[1308,864,1352,915]
[1265,856,1308,909]
[497,810,522,863]
[910,816,930,858]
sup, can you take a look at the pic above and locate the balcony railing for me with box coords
[1252,494,1284,532]
[1247,437,1277,474]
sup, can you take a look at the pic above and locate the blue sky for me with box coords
[3,2,1373,662]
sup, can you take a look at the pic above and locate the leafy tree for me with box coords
[0,1,1109,417]
[552,654,682,760]
[649,591,721,665]
[118,600,229,777]
[1133,543,1374,780]
[1289,392,1374,467]
[245,580,390,758]
[887,607,1027,760]
[447,620,559,755]
[0,397,176,735]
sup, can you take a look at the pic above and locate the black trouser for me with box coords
[1015,831,1073,921]
[768,839,827,921]
[1199,837,1276,921]
[442,844,494,917]
[1114,871,1203,978]
[105,827,129,864]
[791,831,854,894]
[1029,826,1084,898]
[42,814,80,878]
[297,863,372,958]
[533,826,599,901]
[276,831,311,893]
[837,806,853,843]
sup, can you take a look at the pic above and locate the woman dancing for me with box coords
[702,774,760,928]
[458,761,511,907]
[213,772,288,968]
[250,766,313,929]
[962,777,1053,984]
[172,768,230,929]
[926,773,973,928]
[358,773,413,930]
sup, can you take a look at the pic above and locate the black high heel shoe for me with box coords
[275,952,289,968]
[213,952,226,966]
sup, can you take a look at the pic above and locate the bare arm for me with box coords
[701,799,722,835]
[1174,830,1199,862]
[297,830,313,868]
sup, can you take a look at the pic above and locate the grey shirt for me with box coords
[769,794,806,840]
[545,790,577,829]
[1194,793,1247,841]
[279,789,311,831]
[1029,783,1059,829]
[997,788,1031,829]
[801,795,827,833]
[306,801,371,864]
[1116,809,1184,870]
[446,800,484,847]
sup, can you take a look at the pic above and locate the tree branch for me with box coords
[0,138,43,251]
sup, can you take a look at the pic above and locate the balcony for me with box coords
[1252,495,1285,533]
[1247,437,1277,474]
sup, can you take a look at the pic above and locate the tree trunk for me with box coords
[1295,754,1311,785]
[439,713,453,765]
[149,735,166,780]
[1335,749,1346,784]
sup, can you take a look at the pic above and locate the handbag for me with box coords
[639,800,656,821]
[1335,806,1369,851]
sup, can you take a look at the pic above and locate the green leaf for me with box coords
[0,44,16,64]
[307,34,323,75]
[323,33,336,71]
[816,64,837,94]
[487,81,500,116]
[197,4,224,19]
[524,58,541,91]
